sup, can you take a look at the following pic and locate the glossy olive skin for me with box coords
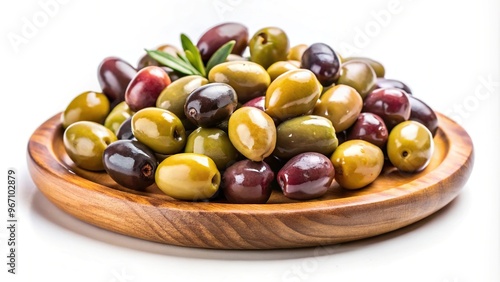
[62,91,110,129]
[63,121,117,171]
[98,57,137,107]
[375,78,412,94]
[363,88,411,130]
[387,120,434,172]
[274,115,338,159]
[131,107,186,154]
[196,22,249,63]
[125,66,171,112]
[330,140,384,190]
[137,44,184,70]
[228,107,276,162]
[208,61,271,103]
[265,69,322,121]
[185,127,239,170]
[278,152,334,200]
[266,60,300,81]
[343,57,385,78]
[313,84,363,132]
[116,116,134,140]
[249,27,289,69]
[222,160,274,204]
[301,43,341,87]
[102,140,157,190]
[184,83,238,128]
[408,95,438,136]
[336,60,377,99]
[155,153,221,201]
[347,112,388,149]
[242,95,265,111]
[156,75,209,120]
[287,44,308,61]
[104,101,134,134]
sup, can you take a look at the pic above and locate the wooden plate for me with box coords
[27,112,474,250]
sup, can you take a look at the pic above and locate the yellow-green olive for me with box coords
[343,57,385,78]
[336,60,377,99]
[104,101,134,134]
[63,121,117,171]
[266,60,300,81]
[184,127,239,170]
[155,153,220,201]
[287,43,308,61]
[387,120,435,172]
[265,69,322,121]
[131,107,186,154]
[249,27,290,69]
[208,61,271,103]
[330,140,384,189]
[62,91,110,128]
[313,84,363,132]
[228,107,276,161]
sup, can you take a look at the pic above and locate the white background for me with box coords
[1,0,499,281]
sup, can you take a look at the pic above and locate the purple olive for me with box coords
[116,116,134,140]
[408,95,438,136]
[301,43,341,87]
[184,82,238,128]
[222,160,274,204]
[102,140,157,190]
[374,78,412,94]
[125,66,171,112]
[277,152,334,200]
[197,22,249,63]
[242,95,266,111]
[362,88,411,130]
[347,112,389,149]
[97,57,137,107]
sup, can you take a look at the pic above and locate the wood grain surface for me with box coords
[27,112,474,249]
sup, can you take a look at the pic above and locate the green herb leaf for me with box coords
[180,33,206,77]
[205,40,236,75]
[145,49,201,76]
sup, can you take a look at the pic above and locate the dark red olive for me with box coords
[184,82,238,128]
[242,96,265,111]
[277,152,334,200]
[97,57,137,107]
[301,43,341,87]
[197,22,249,63]
[408,95,438,136]
[222,160,274,204]
[374,78,412,94]
[102,140,157,190]
[362,88,411,130]
[347,112,388,149]
[125,66,171,112]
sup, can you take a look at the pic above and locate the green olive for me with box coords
[343,57,385,78]
[184,127,239,170]
[104,101,134,134]
[62,91,110,128]
[287,44,308,61]
[313,84,363,132]
[387,120,435,172]
[274,115,338,159]
[156,75,209,120]
[228,107,276,162]
[63,121,117,171]
[266,60,300,81]
[265,69,322,121]
[155,153,220,201]
[336,60,377,99]
[208,61,271,103]
[249,27,290,69]
[131,107,186,154]
[330,140,384,189]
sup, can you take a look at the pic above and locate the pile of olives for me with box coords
[61,22,438,204]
